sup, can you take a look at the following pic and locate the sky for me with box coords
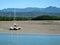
[0,0,60,9]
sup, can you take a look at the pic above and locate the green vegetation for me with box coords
[32,15,60,20]
[0,15,60,21]
[0,16,32,21]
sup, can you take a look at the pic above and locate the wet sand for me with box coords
[0,21,60,34]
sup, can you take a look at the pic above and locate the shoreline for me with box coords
[0,32,60,35]
[0,20,60,34]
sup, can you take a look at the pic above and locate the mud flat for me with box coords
[0,20,60,34]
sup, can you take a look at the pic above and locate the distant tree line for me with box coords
[0,15,60,21]
[0,16,32,21]
[32,15,60,20]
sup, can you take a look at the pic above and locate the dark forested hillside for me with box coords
[0,12,60,17]
[0,15,60,21]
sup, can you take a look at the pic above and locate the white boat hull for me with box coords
[9,27,21,30]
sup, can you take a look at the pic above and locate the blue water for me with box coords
[0,33,60,45]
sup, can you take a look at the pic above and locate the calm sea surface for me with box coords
[0,33,60,45]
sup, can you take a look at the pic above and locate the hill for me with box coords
[0,6,60,17]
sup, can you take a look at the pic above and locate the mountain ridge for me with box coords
[0,6,60,17]
[0,6,60,13]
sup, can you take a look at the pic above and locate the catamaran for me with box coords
[9,9,22,30]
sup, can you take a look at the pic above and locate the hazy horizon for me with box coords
[0,0,60,9]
